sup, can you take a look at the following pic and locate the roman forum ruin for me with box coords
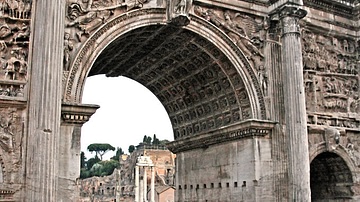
[0,0,359,201]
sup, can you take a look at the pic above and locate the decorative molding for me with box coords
[304,0,356,19]
[61,102,99,125]
[167,119,276,153]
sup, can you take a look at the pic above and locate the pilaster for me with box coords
[58,103,99,201]
[279,5,311,201]
[265,35,288,200]
[25,0,65,201]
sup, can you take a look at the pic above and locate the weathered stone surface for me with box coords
[0,0,359,201]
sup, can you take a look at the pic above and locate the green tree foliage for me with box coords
[99,160,120,176]
[152,134,160,145]
[128,145,135,153]
[142,135,152,144]
[80,153,120,179]
[86,156,100,170]
[87,143,115,160]
[88,160,120,177]
[80,152,86,169]
[80,168,90,179]
[159,139,170,145]
[110,147,124,160]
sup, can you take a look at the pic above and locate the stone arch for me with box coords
[310,146,357,201]
[63,8,266,139]
[309,144,358,175]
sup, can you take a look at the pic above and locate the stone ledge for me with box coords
[167,119,276,153]
[61,102,100,125]
[0,99,27,108]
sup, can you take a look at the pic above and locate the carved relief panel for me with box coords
[194,5,269,97]
[303,29,360,129]
[0,0,31,99]
[0,107,25,195]
[194,6,266,68]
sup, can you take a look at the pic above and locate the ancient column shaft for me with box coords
[150,167,155,202]
[280,5,311,201]
[135,166,140,202]
[140,177,144,202]
[265,39,288,200]
[25,0,65,201]
[143,167,147,202]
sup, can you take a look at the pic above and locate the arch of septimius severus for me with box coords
[0,0,359,201]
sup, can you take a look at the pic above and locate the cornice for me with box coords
[61,102,100,125]
[304,0,356,19]
[0,99,27,109]
[194,0,269,17]
[166,119,276,153]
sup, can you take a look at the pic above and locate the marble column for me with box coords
[143,167,147,202]
[150,167,155,202]
[279,5,311,201]
[139,177,144,202]
[265,30,288,200]
[135,166,140,202]
[25,0,65,201]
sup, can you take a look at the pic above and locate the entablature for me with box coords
[167,119,276,153]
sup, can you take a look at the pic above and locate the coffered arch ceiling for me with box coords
[68,9,266,140]
[90,24,257,139]
[91,24,263,139]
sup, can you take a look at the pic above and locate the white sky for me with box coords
[81,75,174,160]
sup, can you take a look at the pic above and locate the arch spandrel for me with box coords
[63,8,267,140]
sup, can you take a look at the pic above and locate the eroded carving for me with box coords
[0,6,30,99]
[0,107,23,186]
[64,0,158,74]
[64,32,75,71]
[303,29,359,130]
[1,0,31,20]
[166,0,192,26]
[194,6,266,70]
[66,1,114,42]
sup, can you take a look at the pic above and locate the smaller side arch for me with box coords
[310,145,358,201]
[309,144,358,176]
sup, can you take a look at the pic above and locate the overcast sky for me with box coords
[81,75,174,160]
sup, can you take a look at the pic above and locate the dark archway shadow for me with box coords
[310,152,354,201]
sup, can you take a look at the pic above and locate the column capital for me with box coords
[278,6,307,36]
[279,5,307,19]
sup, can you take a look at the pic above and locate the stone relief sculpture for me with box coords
[0,107,23,186]
[0,110,15,153]
[63,0,155,72]
[303,29,359,129]
[0,0,30,99]
[1,0,31,20]
[66,1,113,41]
[194,6,265,71]
[166,0,192,26]
[64,32,74,71]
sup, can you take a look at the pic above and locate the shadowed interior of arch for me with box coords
[310,152,354,201]
[88,24,253,140]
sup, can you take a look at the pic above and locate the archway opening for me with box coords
[85,24,253,140]
[81,75,174,160]
[310,152,354,201]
